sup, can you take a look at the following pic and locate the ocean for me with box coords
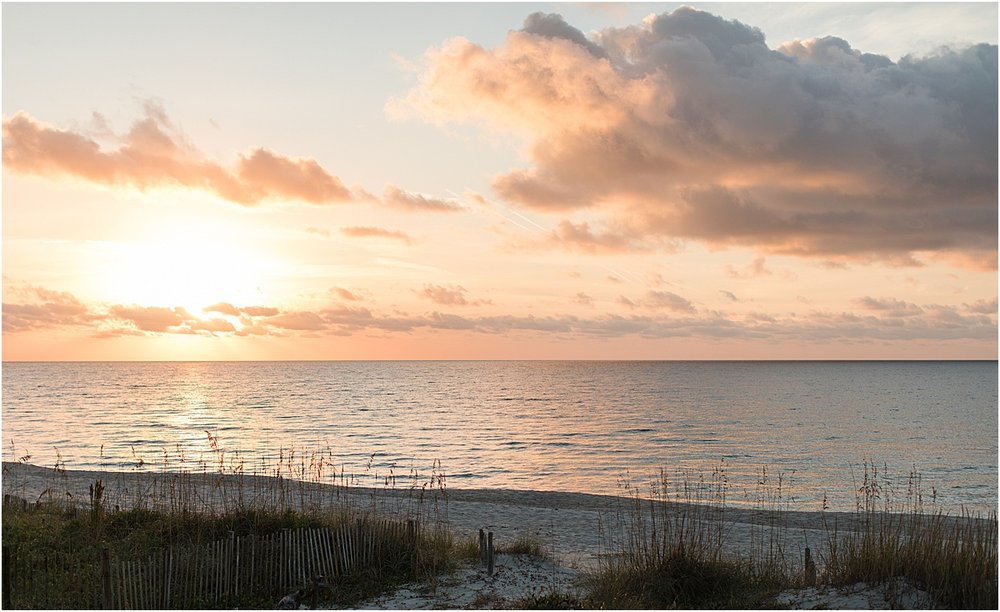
[1,360,996,513]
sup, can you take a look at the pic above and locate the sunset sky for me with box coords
[2,2,997,361]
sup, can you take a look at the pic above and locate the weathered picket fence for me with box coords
[107,519,418,609]
[4,518,421,609]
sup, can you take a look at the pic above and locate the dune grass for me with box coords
[583,460,997,610]
[821,463,998,609]
[1,446,462,609]
[3,450,997,609]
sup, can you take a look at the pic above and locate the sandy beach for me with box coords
[1,460,869,568]
[3,461,965,608]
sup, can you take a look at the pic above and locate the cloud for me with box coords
[331,287,364,301]
[203,302,241,317]
[305,227,332,238]
[642,290,697,313]
[3,285,995,345]
[203,302,278,318]
[1,286,95,332]
[383,185,464,212]
[574,292,594,306]
[854,296,925,317]
[726,256,773,279]
[109,305,188,332]
[340,226,413,244]
[243,306,280,317]
[2,102,356,206]
[523,12,609,59]
[189,317,237,333]
[416,284,490,306]
[549,220,643,254]
[720,290,740,302]
[236,148,352,204]
[397,7,998,267]
[264,311,327,331]
[619,290,697,313]
[964,298,998,314]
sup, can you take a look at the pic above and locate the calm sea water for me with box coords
[1,361,996,513]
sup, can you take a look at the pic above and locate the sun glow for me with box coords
[98,225,276,317]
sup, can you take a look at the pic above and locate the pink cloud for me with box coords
[340,226,413,244]
[109,305,188,333]
[1,284,995,346]
[726,256,773,279]
[549,220,642,254]
[3,103,356,206]
[236,148,351,204]
[203,303,279,318]
[264,311,327,331]
[416,284,490,307]
[2,288,94,331]
[203,302,241,317]
[331,287,364,301]
[383,185,463,212]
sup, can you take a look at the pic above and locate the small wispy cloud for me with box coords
[726,257,772,279]
[340,226,413,244]
[305,226,331,237]
[383,185,464,212]
[416,284,491,306]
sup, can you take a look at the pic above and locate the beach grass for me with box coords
[1,447,462,609]
[582,460,998,610]
[820,463,999,609]
[2,452,997,609]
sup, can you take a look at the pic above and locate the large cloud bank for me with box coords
[397,7,998,267]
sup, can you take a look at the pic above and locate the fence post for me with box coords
[228,531,235,599]
[478,529,486,565]
[487,532,494,577]
[101,548,112,609]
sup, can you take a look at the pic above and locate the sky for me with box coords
[2,1,997,361]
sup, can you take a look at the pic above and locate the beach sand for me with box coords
[1,462,942,609]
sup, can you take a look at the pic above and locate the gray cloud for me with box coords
[522,11,609,59]
[399,7,998,267]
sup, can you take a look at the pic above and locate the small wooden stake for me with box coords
[487,532,494,577]
[479,528,486,564]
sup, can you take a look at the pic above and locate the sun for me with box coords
[98,223,276,317]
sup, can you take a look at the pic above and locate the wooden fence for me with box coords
[4,519,420,609]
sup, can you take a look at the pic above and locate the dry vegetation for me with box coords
[2,447,997,610]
